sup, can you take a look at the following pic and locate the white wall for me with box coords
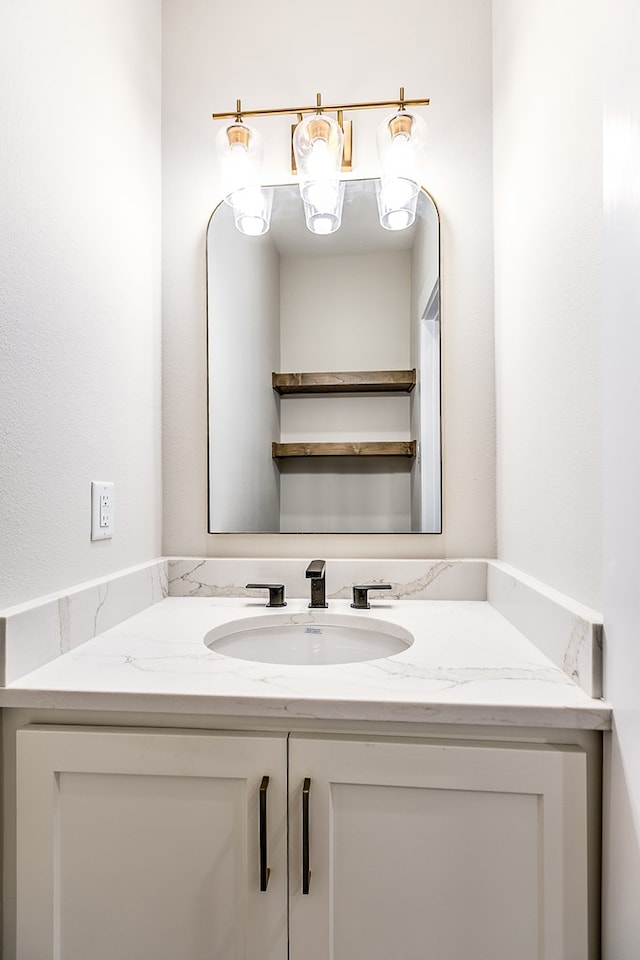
[0,0,163,608]
[491,3,640,952]
[492,0,603,610]
[601,0,640,952]
[162,0,495,559]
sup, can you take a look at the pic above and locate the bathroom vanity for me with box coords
[13,719,595,960]
[0,559,607,960]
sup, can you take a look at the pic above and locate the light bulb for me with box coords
[385,134,416,180]
[305,139,335,181]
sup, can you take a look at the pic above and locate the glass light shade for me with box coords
[376,109,426,231]
[231,185,274,236]
[216,120,272,234]
[302,180,345,235]
[293,113,344,204]
[376,176,419,231]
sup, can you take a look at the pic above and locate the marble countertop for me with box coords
[0,597,610,730]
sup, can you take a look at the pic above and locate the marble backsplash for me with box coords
[0,560,168,684]
[168,557,488,603]
[487,561,603,699]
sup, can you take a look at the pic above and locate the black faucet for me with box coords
[350,583,392,610]
[305,559,328,609]
[245,583,287,607]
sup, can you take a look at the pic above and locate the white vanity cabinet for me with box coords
[15,726,590,960]
[288,735,589,960]
[15,727,289,960]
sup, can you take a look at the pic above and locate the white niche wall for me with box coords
[279,250,413,533]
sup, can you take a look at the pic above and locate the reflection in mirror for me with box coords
[207,178,441,534]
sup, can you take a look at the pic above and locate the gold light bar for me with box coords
[212,88,429,121]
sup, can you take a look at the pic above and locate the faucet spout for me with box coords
[305,559,328,609]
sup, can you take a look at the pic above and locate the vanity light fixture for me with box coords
[215,105,273,236]
[212,89,429,236]
[376,106,427,231]
[292,98,345,235]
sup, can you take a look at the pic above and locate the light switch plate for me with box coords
[91,481,114,540]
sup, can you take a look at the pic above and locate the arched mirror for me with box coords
[207,178,441,534]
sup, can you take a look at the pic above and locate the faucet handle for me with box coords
[350,584,392,610]
[246,583,287,608]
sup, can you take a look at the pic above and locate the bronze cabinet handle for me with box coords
[259,776,270,891]
[302,777,311,894]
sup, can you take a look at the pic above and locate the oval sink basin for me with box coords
[204,613,413,665]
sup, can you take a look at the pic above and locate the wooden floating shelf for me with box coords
[272,441,417,459]
[272,369,416,395]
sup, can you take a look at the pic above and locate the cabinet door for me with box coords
[288,736,588,960]
[16,726,288,960]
